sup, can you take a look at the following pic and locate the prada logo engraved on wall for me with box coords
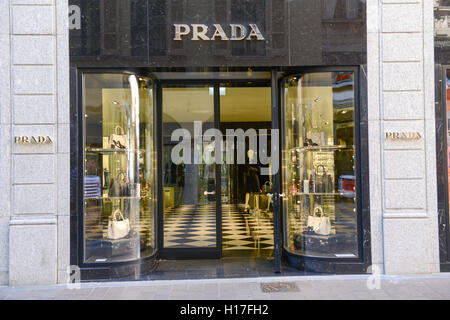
[14,136,54,144]
[173,24,265,41]
[384,132,422,141]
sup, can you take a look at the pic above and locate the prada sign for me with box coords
[173,24,265,41]
[385,132,422,141]
[14,136,54,144]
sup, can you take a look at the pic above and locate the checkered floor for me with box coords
[163,204,274,253]
[163,205,217,248]
[221,205,274,252]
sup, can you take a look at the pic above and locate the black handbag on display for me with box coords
[315,165,333,194]
[109,178,120,197]
[119,176,130,197]
[109,171,130,197]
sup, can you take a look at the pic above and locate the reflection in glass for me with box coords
[83,73,157,263]
[282,72,358,258]
[162,86,217,248]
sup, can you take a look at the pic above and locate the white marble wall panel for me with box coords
[13,95,55,124]
[383,91,424,120]
[368,0,440,274]
[0,0,11,286]
[5,0,69,286]
[13,184,55,214]
[12,5,54,35]
[9,223,57,286]
[13,36,54,65]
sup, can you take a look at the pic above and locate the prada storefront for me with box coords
[69,0,370,280]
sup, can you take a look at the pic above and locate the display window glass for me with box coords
[161,86,217,249]
[219,84,274,255]
[281,71,358,258]
[446,71,450,238]
[82,73,157,263]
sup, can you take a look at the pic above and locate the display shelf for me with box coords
[289,145,354,153]
[289,192,349,197]
[85,148,145,154]
[84,196,149,200]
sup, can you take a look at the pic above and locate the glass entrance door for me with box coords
[161,85,220,258]
[158,76,278,266]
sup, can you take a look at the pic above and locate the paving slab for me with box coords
[0,274,449,300]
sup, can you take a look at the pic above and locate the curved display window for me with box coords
[82,72,157,263]
[281,71,359,259]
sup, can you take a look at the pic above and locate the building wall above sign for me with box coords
[69,1,367,67]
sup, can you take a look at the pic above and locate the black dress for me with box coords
[245,165,260,193]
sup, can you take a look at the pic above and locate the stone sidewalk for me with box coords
[0,274,449,300]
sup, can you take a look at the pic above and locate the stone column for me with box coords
[0,0,12,287]
[368,0,440,274]
[0,0,70,286]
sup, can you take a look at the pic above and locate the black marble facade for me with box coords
[435,1,450,271]
[435,0,450,65]
[69,0,367,67]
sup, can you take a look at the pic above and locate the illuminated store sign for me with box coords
[173,24,265,41]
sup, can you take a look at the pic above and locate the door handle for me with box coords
[204,191,216,195]
[266,193,273,197]
[279,193,286,198]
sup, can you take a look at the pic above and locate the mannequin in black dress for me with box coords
[244,149,260,214]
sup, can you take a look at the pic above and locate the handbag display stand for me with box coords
[98,229,141,259]
[87,229,142,260]
[293,230,338,254]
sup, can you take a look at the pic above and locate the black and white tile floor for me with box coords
[163,205,217,248]
[222,204,274,252]
[163,204,274,253]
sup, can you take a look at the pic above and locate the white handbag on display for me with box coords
[307,206,331,236]
[107,209,130,239]
[109,125,128,149]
